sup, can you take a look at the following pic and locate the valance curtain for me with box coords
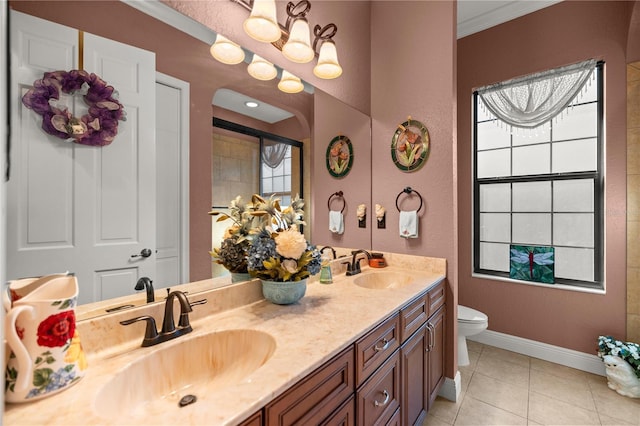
[262,141,288,169]
[477,59,596,130]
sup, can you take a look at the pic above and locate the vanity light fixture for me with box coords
[234,0,342,79]
[243,0,281,43]
[278,70,304,93]
[247,54,278,80]
[313,24,342,79]
[281,1,314,63]
[209,34,245,65]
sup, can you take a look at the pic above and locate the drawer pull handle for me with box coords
[374,338,389,352]
[374,390,390,407]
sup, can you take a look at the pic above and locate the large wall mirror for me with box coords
[5,0,371,319]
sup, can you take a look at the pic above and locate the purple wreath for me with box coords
[21,70,126,147]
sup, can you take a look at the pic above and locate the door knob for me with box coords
[131,248,153,258]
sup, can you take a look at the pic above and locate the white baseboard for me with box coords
[438,370,462,402]
[468,330,606,377]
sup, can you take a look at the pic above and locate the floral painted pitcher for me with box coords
[4,275,87,403]
[3,272,71,311]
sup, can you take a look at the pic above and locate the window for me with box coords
[473,61,603,290]
[261,140,293,206]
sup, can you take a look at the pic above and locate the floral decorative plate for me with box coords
[391,118,430,172]
[326,135,353,178]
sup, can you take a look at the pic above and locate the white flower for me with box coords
[275,229,307,259]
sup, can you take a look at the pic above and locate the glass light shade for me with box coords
[313,40,342,79]
[247,54,277,81]
[210,34,245,65]
[243,0,281,43]
[281,19,314,63]
[278,70,304,93]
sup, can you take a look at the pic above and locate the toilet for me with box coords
[458,305,488,366]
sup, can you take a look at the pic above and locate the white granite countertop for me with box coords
[4,254,445,426]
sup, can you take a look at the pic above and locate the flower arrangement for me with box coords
[598,335,640,379]
[210,194,321,282]
[21,70,126,147]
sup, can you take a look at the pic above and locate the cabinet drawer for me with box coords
[427,280,445,315]
[385,408,401,426]
[265,346,355,425]
[355,313,400,386]
[239,410,263,426]
[320,395,355,426]
[399,293,428,343]
[356,349,401,426]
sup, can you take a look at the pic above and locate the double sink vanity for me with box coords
[4,252,447,426]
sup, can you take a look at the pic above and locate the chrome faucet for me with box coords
[120,290,207,347]
[343,249,371,276]
[135,277,155,303]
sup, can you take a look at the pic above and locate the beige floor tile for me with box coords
[475,355,530,388]
[529,368,596,411]
[428,395,464,425]
[423,411,454,426]
[467,340,485,355]
[481,346,531,368]
[530,357,592,384]
[528,391,600,425]
[454,395,527,425]
[467,372,529,417]
[591,383,640,425]
[599,413,637,425]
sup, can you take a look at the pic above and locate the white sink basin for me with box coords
[94,329,276,419]
[353,271,419,289]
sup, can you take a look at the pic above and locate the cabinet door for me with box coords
[239,410,263,426]
[427,307,446,408]
[357,350,401,426]
[401,327,428,426]
[321,395,355,426]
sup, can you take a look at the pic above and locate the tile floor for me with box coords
[424,341,640,425]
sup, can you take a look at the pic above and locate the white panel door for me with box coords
[155,74,189,288]
[8,11,156,304]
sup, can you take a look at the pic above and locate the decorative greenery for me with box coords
[598,335,640,379]
[21,69,126,146]
[210,194,320,282]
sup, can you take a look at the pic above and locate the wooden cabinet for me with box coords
[400,280,446,426]
[265,346,355,425]
[427,307,446,407]
[356,350,401,426]
[256,279,446,426]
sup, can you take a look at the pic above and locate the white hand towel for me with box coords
[329,210,344,234]
[399,210,419,238]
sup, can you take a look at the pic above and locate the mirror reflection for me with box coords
[6,0,370,320]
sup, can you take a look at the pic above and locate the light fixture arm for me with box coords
[312,23,337,53]
[285,0,311,30]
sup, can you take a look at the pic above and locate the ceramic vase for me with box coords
[261,279,307,305]
[230,272,252,283]
[4,275,87,403]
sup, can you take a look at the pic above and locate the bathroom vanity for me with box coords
[3,253,447,426]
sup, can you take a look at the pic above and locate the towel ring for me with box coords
[395,187,423,212]
[328,191,346,213]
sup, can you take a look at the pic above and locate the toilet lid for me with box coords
[458,305,488,323]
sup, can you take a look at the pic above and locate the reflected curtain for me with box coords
[262,141,288,169]
[477,59,596,130]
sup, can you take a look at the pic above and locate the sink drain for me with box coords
[179,394,197,407]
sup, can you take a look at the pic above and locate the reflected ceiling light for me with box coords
[313,40,341,79]
[209,34,245,65]
[243,0,281,43]
[245,101,260,108]
[278,70,304,93]
[247,54,278,81]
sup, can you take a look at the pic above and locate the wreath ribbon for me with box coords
[21,69,126,147]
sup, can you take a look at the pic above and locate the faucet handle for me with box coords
[179,299,207,328]
[120,315,159,347]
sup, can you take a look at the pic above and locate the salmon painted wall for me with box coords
[457,1,633,354]
[312,90,372,250]
[371,1,457,378]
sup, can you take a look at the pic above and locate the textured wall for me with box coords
[628,62,640,343]
[458,1,631,354]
